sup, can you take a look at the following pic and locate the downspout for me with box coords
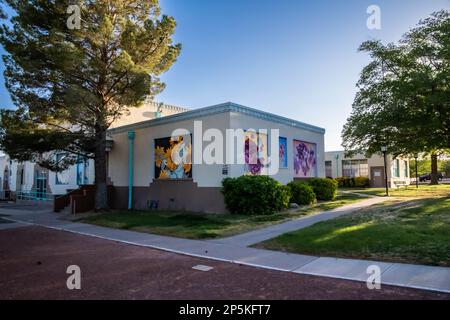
[128,131,135,210]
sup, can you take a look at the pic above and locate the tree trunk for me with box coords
[430,153,439,185]
[94,130,108,210]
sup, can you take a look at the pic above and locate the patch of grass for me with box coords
[257,196,450,266]
[295,193,368,216]
[81,192,369,239]
[344,184,450,198]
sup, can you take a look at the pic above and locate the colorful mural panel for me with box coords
[293,140,317,178]
[279,137,288,168]
[155,135,192,179]
[244,130,268,175]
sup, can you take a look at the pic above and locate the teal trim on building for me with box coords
[128,131,135,210]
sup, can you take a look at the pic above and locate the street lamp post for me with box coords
[381,146,389,197]
[414,153,419,189]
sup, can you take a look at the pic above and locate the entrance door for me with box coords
[370,166,385,188]
[35,171,47,200]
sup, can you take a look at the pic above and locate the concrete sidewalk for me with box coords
[1,202,450,294]
[210,196,389,246]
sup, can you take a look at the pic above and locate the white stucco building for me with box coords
[325,151,411,188]
[0,101,188,200]
[107,102,326,213]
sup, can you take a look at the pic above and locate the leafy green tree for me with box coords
[342,10,449,185]
[0,0,181,209]
[439,159,450,177]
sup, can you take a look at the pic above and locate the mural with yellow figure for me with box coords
[155,135,192,179]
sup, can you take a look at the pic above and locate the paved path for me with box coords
[1,199,450,294]
[210,196,388,246]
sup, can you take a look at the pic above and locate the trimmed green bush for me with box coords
[308,178,338,201]
[287,182,316,205]
[354,176,370,188]
[222,176,290,215]
[335,177,370,188]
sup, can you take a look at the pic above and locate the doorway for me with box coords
[370,166,385,188]
[35,171,47,200]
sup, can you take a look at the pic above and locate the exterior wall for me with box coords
[325,151,411,188]
[229,112,325,184]
[0,156,95,197]
[110,101,189,129]
[0,155,7,191]
[108,104,325,213]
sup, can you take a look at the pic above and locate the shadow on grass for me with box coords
[258,197,450,267]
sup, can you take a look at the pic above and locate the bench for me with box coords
[393,181,408,189]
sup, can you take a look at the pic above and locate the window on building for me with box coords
[342,159,369,178]
[393,159,400,177]
[404,160,409,177]
[325,161,332,178]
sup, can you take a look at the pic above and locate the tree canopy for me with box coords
[342,10,450,158]
[0,0,181,208]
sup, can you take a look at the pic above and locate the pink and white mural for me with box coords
[293,140,317,178]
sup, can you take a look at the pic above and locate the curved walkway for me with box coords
[1,197,449,294]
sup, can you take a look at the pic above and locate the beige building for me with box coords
[110,99,189,129]
[107,102,326,213]
[325,151,411,188]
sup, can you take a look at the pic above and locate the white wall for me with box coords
[109,112,232,188]
[229,112,325,184]
[108,111,326,188]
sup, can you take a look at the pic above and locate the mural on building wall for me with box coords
[155,135,192,179]
[293,140,317,178]
[244,131,268,175]
[279,137,288,168]
[55,153,70,185]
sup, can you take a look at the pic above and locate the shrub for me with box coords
[354,176,370,188]
[287,182,316,205]
[308,178,338,201]
[335,177,370,188]
[222,176,290,215]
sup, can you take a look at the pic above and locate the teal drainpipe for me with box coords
[128,131,135,210]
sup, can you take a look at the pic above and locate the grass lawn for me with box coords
[81,192,369,239]
[341,184,450,198]
[257,185,450,266]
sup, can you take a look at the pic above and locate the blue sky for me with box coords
[0,0,449,150]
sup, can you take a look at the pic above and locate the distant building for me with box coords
[325,151,411,188]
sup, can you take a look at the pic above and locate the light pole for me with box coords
[381,146,389,197]
[414,153,419,189]
[335,154,340,177]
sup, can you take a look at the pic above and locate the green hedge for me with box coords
[308,178,338,201]
[287,182,316,205]
[222,176,290,215]
[335,177,370,188]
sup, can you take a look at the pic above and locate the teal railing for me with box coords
[16,191,54,201]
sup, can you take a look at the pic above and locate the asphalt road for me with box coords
[0,226,449,300]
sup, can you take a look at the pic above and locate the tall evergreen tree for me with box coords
[0,0,181,208]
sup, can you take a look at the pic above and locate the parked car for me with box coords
[419,173,443,182]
